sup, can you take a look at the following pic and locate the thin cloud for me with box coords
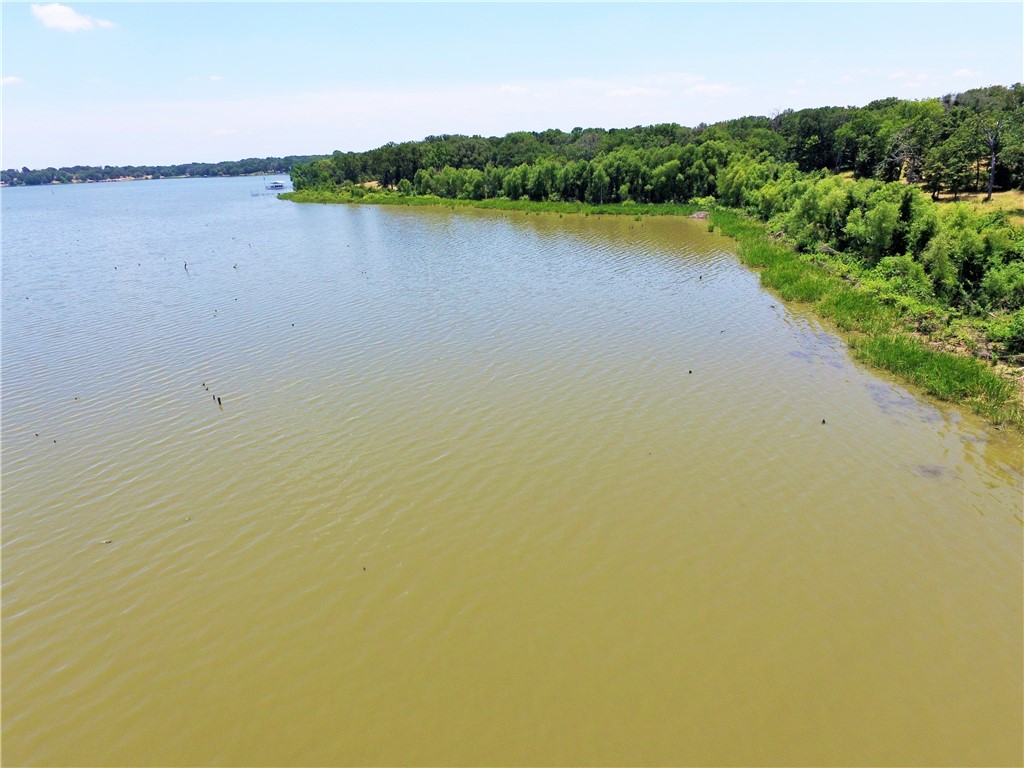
[606,86,667,98]
[209,75,224,82]
[31,3,114,32]
[2,76,25,86]
[685,83,738,96]
[952,68,981,79]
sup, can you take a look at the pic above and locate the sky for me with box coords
[2,1,1022,169]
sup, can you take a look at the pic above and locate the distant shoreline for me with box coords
[0,172,292,188]
[1,155,321,188]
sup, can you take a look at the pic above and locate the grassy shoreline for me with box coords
[281,189,1024,431]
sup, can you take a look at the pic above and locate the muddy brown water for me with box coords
[3,178,1021,765]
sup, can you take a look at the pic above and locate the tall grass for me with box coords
[817,288,897,334]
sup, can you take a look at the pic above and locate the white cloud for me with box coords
[952,68,980,79]
[209,75,224,82]
[2,76,25,86]
[838,75,855,84]
[212,128,239,136]
[499,84,527,94]
[31,3,114,32]
[888,70,907,80]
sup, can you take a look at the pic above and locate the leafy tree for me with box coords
[587,163,610,204]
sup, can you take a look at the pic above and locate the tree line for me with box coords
[292,85,1024,202]
[1,155,322,186]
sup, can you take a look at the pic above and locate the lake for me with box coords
[2,176,1021,765]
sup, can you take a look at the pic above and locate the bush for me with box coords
[874,255,934,301]
[987,309,1024,353]
[982,260,1024,310]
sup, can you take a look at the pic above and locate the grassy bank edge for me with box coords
[281,189,1024,431]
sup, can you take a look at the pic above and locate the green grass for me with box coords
[762,261,838,302]
[281,189,701,217]
[817,287,898,334]
[930,188,1024,226]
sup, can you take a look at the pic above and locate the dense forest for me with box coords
[0,155,321,186]
[292,85,1024,201]
[288,85,1024,360]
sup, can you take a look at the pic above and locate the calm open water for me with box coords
[2,177,1022,765]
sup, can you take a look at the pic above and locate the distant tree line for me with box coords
[1,155,323,186]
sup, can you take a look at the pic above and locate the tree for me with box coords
[587,164,610,205]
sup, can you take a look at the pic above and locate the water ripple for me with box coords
[3,184,1022,766]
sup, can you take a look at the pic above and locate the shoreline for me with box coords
[281,189,1024,432]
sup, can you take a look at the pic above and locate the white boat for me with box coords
[265,180,286,190]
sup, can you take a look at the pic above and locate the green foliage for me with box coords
[873,255,934,301]
[986,309,1024,353]
[982,260,1024,309]
[845,200,900,261]
[919,204,988,302]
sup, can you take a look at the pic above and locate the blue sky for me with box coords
[2,1,1022,169]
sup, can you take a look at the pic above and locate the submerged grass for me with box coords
[851,335,1021,424]
[283,189,1024,430]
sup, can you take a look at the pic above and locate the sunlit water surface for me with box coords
[3,178,1022,766]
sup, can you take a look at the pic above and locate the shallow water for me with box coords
[3,178,1022,765]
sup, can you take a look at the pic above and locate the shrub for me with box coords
[874,255,934,301]
[987,309,1024,353]
[982,260,1024,310]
